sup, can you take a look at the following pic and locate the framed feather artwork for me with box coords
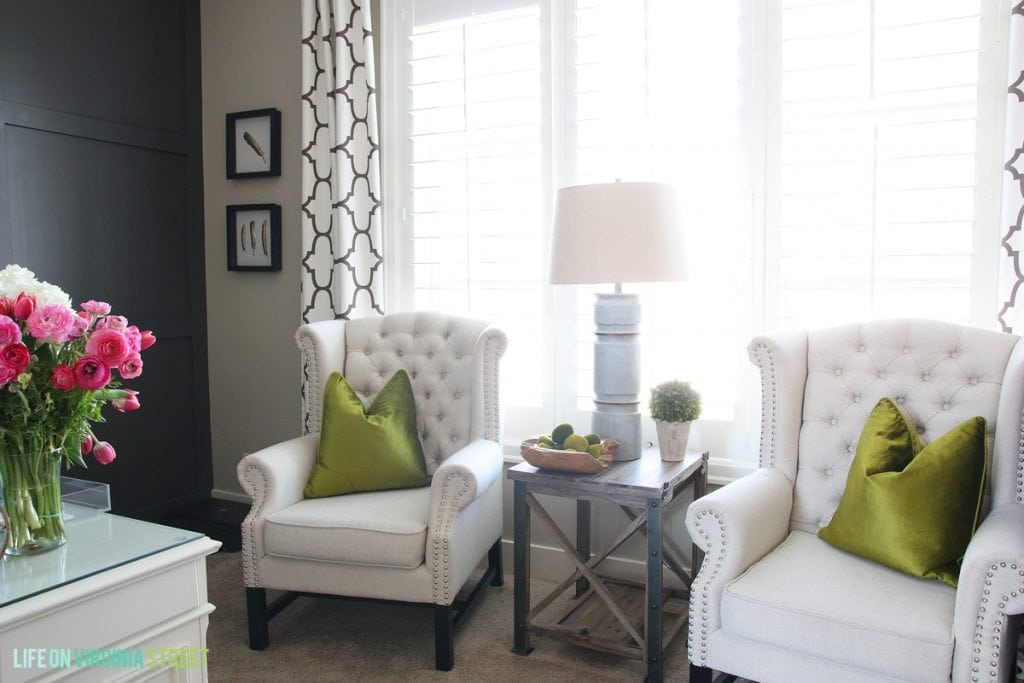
[226,108,281,178]
[227,204,281,271]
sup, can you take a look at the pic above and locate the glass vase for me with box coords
[0,448,67,555]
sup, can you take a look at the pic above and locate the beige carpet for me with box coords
[204,549,692,682]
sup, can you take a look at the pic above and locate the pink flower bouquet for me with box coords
[0,265,156,553]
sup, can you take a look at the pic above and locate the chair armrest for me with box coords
[427,439,503,603]
[236,434,319,586]
[685,467,793,666]
[428,438,502,520]
[952,504,1024,683]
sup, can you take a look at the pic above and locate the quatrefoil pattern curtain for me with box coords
[300,0,383,324]
[1000,2,1024,332]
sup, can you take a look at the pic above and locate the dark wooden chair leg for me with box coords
[433,604,454,671]
[488,539,503,586]
[246,587,270,650]
[689,664,713,683]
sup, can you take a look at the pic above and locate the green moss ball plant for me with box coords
[649,380,702,424]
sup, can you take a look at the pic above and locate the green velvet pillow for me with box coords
[303,369,430,498]
[818,397,986,587]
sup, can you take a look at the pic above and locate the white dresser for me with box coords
[0,507,221,681]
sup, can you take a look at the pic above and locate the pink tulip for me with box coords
[140,330,156,350]
[80,436,93,455]
[0,297,11,315]
[93,441,116,465]
[112,389,140,412]
[12,293,36,320]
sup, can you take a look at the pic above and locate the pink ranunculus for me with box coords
[112,389,140,412]
[1,343,30,373]
[118,354,143,379]
[139,330,156,351]
[50,364,75,392]
[92,441,116,465]
[95,315,127,331]
[85,328,131,368]
[69,313,89,339]
[0,316,21,345]
[0,363,17,387]
[124,326,142,354]
[80,436,93,455]
[72,355,111,390]
[81,300,111,317]
[26,304,78,343]
[0,297,11,316]
[11,293,36,320]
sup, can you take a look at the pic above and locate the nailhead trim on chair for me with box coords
[240,463,269,587]
[432,471,471,605]
[970,562,1024,682]
[296,327,323,436]
[748,342,778,469]
[1017,408,1024,503]
[482,332,506,442]
[688,509,725,667]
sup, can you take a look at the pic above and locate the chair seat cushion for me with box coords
[264,487,431,569]
[721,530,956,682]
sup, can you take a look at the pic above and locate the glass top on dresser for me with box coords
[0,505,202,608]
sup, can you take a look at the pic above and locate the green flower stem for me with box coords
[0,448,66,553]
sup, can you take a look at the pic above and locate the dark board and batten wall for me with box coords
[0,0,211,516]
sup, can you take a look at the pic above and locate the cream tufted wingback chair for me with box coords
[237,312,507,671]
[687,319,1024,683]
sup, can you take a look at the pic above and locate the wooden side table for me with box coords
[509,448,709,682]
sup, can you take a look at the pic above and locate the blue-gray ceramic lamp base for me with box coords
[591,292,642,461]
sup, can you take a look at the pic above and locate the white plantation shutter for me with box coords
[767,0,995,329]
[382,0,1007,470]
[393,2,546,437]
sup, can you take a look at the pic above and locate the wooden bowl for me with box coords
[519,437,619,474]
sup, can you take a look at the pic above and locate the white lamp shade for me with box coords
[548,182,688,285]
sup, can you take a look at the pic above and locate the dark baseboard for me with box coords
[160,498,248,552]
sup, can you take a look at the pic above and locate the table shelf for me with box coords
[509,448,709,682]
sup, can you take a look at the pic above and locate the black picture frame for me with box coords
[226,108,281,179]
[227,204,281,271]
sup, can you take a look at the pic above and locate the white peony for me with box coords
[0,264,73,308]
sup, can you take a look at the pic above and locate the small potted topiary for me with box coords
[649,380,701,461]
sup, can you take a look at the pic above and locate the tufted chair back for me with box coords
[751,319,1024,535]
[296,312,507,474]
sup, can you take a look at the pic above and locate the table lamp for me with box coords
[548,182,687,461]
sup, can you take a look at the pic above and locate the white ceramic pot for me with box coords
[655,420,692,461]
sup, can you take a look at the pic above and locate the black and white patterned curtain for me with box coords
[300,0,383,324]
[1000,2,1024,333]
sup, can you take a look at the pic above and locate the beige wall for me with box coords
[201,0,303,498]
